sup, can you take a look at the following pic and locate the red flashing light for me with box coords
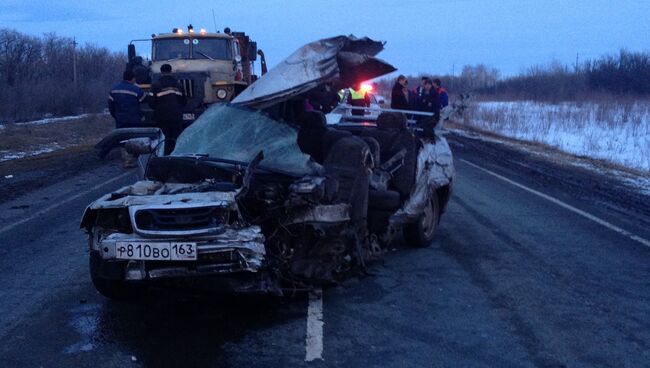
[360,83,373,93]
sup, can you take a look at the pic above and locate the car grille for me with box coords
[134,206,223,232]
[179,79,194,98]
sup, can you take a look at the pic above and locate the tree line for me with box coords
[378,50,650,103]
[481,50,650,101]
[0,28,125,122]
[2,26,647,122]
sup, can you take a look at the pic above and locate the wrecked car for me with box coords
[82,36,454,299]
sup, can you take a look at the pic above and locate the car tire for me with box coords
[89,253,143,301]
[403,193,440,248]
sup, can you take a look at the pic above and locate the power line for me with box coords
[72,37,77,88]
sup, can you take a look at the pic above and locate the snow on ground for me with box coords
[0,145,60,162]
[15,113,92,126]
[462,101,650,172]
[450,127,650,196]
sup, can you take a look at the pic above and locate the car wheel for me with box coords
[403,193,440,248]
[89,253,143,301]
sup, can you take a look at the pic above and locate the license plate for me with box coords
[182,113,195,121]
[115,242,197,261]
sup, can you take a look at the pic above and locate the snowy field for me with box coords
[0,113,94,130]
[462,101,650,172]
[0,114,113,163]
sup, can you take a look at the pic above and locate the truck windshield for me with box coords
[153,39,190,61]
[152,38,232,61]
[192,38,231,60]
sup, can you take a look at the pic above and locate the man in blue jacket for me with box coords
[108,70,145,128]
[108,70,146,168]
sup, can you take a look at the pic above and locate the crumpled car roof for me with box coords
[231,35,396,109]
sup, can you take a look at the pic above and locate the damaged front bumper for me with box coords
[92,226,266,281]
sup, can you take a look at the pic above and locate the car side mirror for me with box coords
[124,137,156,155]
[127,44,136,61]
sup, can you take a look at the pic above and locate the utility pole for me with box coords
[72,37,78,89]
[575,52,579,73]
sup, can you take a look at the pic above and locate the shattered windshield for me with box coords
[172,105,316,177]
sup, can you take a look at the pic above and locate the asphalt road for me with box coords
[1,134,649,368]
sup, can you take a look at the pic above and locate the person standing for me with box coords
[108,70,146,128]
[108,70,146,167]
[347,83,370,116]
[416,78,441,138]
[433,78,449,108]
[391,75,410,110]
[415,76,428,106]
[130,56,151,85]
[149,64,186,155]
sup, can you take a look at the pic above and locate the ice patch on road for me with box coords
[63,303,101,354]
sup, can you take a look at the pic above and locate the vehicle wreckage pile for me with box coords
[83,36,455,299]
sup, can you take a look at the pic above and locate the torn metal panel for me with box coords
[393,137,455,219]
[231,35,396,109]
[87,181,237,209]
[80,180,238,229]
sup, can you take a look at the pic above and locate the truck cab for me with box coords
[129,26,264,126]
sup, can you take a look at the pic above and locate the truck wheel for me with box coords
[403,194,440,248]
[89,253,143,301]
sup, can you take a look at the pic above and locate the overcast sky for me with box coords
[1,0,648,76]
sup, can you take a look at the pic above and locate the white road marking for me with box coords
[460,159,650,249]
[0,171,133,236]
[305,288,324,362]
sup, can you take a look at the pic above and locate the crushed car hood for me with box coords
[85,180,236,210]
[231,35,396,109]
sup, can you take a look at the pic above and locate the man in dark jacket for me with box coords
[149,64,186,155]
[415,76,427,106]
[108,70,145,129]
[433,78,449,108]
[416,78,441,138]
[130,56,151,85]
[390,75,409,110]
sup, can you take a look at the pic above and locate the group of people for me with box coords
[108,63,186,167]
[390,75,448,137]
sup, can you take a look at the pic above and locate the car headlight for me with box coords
[95,208,133,233]
[216,89,228,99]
